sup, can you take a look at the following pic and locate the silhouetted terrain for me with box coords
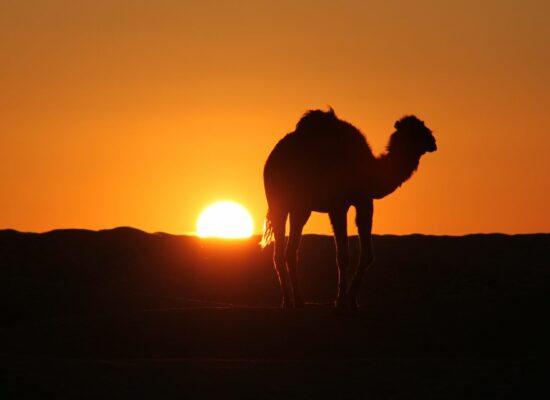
[1,228,548,398]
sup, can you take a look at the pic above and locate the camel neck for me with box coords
[372,151,421,199]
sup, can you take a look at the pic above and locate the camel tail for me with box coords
[260,210,275,249]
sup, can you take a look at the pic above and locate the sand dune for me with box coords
[1,229,548,397]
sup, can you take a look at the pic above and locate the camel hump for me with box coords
[293,108,369,153]
[295,108,339,134]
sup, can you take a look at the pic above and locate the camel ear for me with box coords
[394,120,402,130]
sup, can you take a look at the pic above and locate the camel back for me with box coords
[293,109,374,162]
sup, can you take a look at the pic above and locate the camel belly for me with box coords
[266,171,362,212]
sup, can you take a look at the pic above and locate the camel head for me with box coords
[387,115,437,156]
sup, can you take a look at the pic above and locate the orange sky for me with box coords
[1,0,549,235]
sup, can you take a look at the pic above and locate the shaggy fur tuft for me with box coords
[260,211,275,248]
[295,107,338,133]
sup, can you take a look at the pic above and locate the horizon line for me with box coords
[1,226,548,237]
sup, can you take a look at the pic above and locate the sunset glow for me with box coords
[197,201,254,239]
[1,1,549,235]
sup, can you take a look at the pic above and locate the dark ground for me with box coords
[1,229,548,398]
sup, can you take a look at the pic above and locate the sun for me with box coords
[197,201,254,239]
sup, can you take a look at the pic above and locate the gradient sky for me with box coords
[1,0,549,235]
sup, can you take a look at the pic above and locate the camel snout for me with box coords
[427,140,437,152]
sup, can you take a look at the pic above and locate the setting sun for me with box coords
[197,201,254,239]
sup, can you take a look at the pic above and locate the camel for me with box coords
[261,108,437,310]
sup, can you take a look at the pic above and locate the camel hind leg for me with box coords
[286,209,311,308]
[270,209,293,308]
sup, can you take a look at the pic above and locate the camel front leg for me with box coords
[347,200,374,310]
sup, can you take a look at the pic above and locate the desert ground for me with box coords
[1,229,548,398]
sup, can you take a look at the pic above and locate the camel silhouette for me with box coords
[261,108,437,310]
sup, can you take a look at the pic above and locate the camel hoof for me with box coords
[293,298,305,308]
[335,295,359,312]
[281,299,294,309]
[334,297,351,312]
